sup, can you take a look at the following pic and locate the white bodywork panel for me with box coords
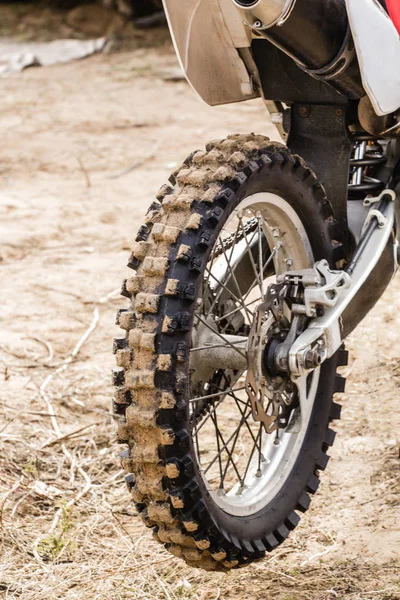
[346,0,400,116]
[162,0,256,105]
[163,0,400,115]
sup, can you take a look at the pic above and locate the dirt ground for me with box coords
[0,17,399,600]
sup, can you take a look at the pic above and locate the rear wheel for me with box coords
[114,134,348,570]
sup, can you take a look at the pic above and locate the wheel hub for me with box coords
[263,336,286,377]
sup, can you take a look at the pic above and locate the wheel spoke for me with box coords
[202,403,252,477]
[219,242,254,322]
[203,216,275,331]
[242,423,263,485]
[191,394,226,438]
[224,390,264,488]
[230,391,259,447]
[207,405,245,489]
[194,421,201,465]
[191,387,247,439]
[207,218,261,322]
[241,244,278,305]
[210,400,225,490]
[257,212,265,300]
[256,423,264,477]
[214,296,260,323]
[189,386,246,404]
[203,267,255,321]
[205,219,242,318]
[238,213,264,297]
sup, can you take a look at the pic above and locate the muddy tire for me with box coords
[113,134,348,570]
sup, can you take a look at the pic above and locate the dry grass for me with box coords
[1,396,399,600]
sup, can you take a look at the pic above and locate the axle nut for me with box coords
[304,350,322,369]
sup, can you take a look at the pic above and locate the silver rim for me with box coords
[189,192,321,517]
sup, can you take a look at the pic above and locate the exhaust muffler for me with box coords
[231,0,296,29]
[232,0,364,99]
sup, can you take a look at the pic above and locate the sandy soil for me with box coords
[0,29,399,600]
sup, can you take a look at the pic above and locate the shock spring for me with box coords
[348,132,387,199]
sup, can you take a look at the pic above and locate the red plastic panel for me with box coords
[386,0,400,34]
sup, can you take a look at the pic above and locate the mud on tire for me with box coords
[113,134,348,570]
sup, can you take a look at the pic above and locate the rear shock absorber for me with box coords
[348,132,387,200]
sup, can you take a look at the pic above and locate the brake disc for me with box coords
[245,283,298,433]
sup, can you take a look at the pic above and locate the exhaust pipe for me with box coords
[232,0,364,99]
[231,0,296,29]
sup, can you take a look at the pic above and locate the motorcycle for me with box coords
[113,0,400,570]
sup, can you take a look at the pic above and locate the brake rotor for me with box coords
[245,283,298,433]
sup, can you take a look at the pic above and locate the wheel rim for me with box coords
[189,192,321,517]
